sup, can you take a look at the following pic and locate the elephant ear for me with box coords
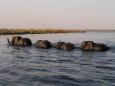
[63,43,70,50]
[87,41,93,49]
[17,39,23,46]
[81,41,93,50]
[81,41,87,49]
[56,42,62,49]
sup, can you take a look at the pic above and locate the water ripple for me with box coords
[0,33,115,86]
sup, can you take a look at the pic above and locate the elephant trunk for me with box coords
[7,38,10,44]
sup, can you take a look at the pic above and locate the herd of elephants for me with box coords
[7,36,110,52]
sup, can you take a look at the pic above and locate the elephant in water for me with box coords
[56,42,75,50]
[7,36,32,46]
[36,40,52,49]
[81,41,110,51]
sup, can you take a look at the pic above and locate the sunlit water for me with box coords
[0,32,115,86]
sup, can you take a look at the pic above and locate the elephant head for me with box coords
[56,42,65,49]
[81,41,110,51]
[81,41,93,50]
[7,36,32,46]
[56,42,75,50]
[36,40,52,49]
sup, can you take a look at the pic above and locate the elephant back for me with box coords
[93,43,109,51]
[36,40,52,48]
[56,42,75,50]
[22,38,32,46]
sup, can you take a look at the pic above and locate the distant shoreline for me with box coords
[0,29,115,35]
[0,29,86,35]
[87,30,115,32]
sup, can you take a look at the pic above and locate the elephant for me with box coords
[7,36,32,46]
[81,41,110,51]
[19,38,32,46]
[35,40,52,49]
[56,42,75,50]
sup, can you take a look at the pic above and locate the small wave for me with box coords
[95,66,115,70]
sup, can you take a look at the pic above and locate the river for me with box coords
[0,32,115,86]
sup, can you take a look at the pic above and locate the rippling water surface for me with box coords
[0,32,115,86]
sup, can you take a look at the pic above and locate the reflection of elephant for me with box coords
[56,42,75,50]
[81,41,110,51]
[36,40,52,49]
[7,36,32,46]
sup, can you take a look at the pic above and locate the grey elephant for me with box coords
[81,41,110,51]
[7,36,32,46]
[56,42,75,50]
[36,40,52,49]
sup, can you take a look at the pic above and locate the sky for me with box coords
[0,0,115,29]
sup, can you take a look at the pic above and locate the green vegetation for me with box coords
[0,29,86,35]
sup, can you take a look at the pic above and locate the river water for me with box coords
[0,32,115,86]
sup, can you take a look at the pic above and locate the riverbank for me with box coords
[0,29,86,35]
